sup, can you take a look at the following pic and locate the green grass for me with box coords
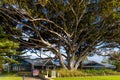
[0,72,22,80]
[0,77,22,80]
[0,72,18,77]
[54,76,120,80]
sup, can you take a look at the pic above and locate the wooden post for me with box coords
[32,61,34,76]
[22,76,24,80]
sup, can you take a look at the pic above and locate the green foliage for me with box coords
[56,69,120,77]
[0,27,19,68]
[108,52,120,71]
[113,61,120,71]
[83,69,120,76]
[0,39,19,54]
[57,69,84,77]
[41,69,52,77]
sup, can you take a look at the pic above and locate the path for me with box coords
[23,77,51,80]
[23,77,42,80]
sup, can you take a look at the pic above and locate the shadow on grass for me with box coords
[0,71,18,77]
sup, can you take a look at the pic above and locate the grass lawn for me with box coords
[0,77,22,80]
[0,72,22,80]
[54,76,120,80]
[0,72,18,77]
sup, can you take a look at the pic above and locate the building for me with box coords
[11,58,115,72]
[82,61,115,69]
[12,58,56,72]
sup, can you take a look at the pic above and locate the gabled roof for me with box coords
[24,58,55,66]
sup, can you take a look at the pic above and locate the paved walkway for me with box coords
[23,77,42,80]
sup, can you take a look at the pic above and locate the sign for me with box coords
[33,69,39,76]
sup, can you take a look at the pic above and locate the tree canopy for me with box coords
[0,0,120,70]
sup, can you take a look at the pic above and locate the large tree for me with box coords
[0,0,120,70]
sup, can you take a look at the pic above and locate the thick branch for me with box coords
[29,18,71,38]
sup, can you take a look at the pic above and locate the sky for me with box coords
[88,54,107,63]
[22,51,107,64]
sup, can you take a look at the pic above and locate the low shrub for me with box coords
[56,69,120,77]
[82,69,120,76]
[102,69,120,75]
[41,70,52,77]
[57,69,83,77]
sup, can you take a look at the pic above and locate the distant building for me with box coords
[82,61,116,69]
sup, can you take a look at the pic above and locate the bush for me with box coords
[57,69,84,77]
[102,69,120,75]
[56,69,120,77]
[41,70,52,77]
[82,69,120,76]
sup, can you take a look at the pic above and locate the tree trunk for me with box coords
[68,56,75,70]
[60,59,68,70]
[68,60,74,70]
[58,53,68,70]
[79,61,83,70]
[74,58,83,70]
[0,68,2,74]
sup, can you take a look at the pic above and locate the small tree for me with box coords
[109,51,120,71]
[0,27,19,71]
